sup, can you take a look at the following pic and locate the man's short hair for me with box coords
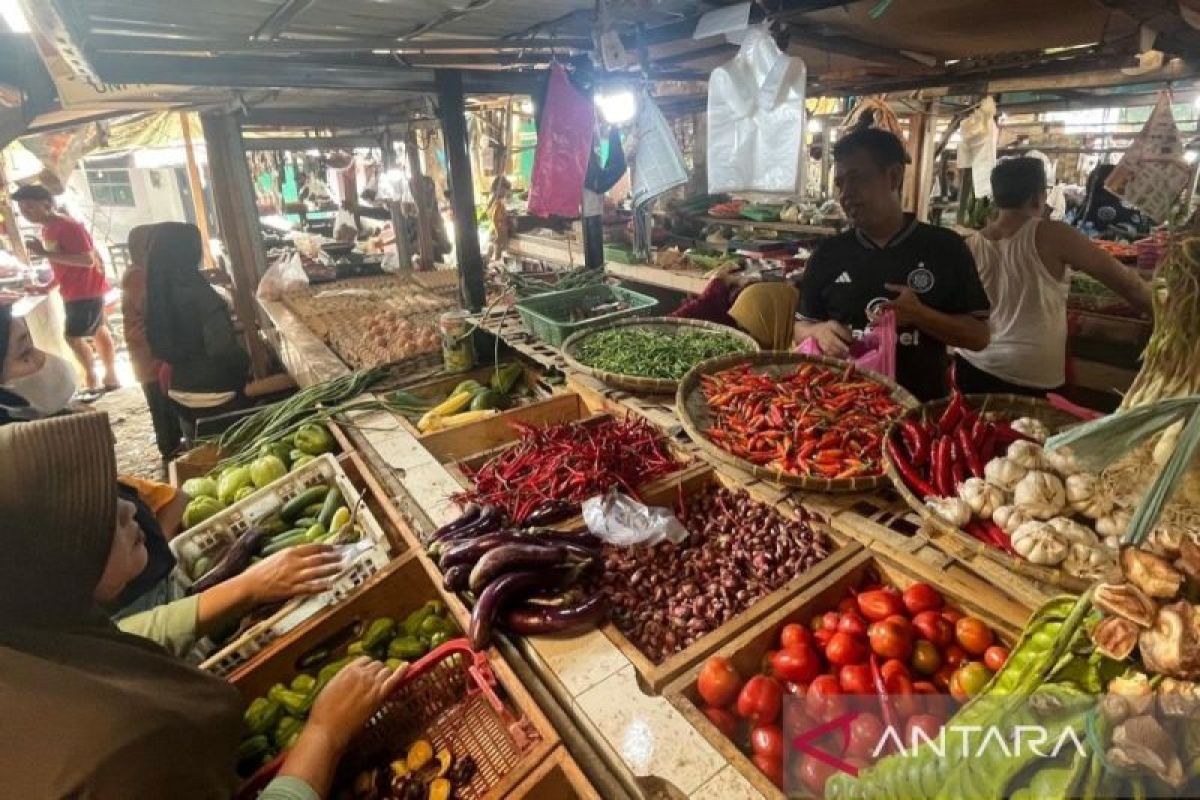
[991,157,1046,209]
[11,184,53,203]
[833,128,909,170]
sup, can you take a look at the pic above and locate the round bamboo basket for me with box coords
[561,317,760,394]
[882,393,1091,592]
[676,352,919,492]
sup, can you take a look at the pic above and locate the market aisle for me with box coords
[93,385,162,480]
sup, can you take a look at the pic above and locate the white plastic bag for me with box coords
[631,91,688,207]
[581,489,689,547]
[256,252,309,301]
[958,98,997,199]
[707,26,807,196]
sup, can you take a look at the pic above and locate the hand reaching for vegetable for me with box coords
[801,319,853,358]
[306,657,409,753]
[235,544,343,605]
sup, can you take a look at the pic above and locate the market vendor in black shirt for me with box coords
[795,128,991,400]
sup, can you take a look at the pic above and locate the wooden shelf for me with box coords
[693,215,839,237]
[604,261,709,295]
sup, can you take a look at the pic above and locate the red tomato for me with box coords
[798,754,837,795]
[839,663,873,695]
[857,588,906,622]
[770,645,821,684]
[837,596,859,614]
[736,675,783,725]
[880,659,909,684]
[912,680,939,695]
[805,674,844,721]
[702,706,739,739]
[911,610,955,648]
[910,640,942,676]
[826,631,869,666]
[822,611,840,630]
[813,627,835,648]
[885,673,917,718]
[955,617,995,656]
[905,714,943,744]
[942,644,968,670]
[949,662,992,703]
[869,618,914,661]
[752,753,783,787]
[780,623,813,651]
[941,607,965,624]
[784,680,809,696]
[933,664,956,692]
[837,610,869,637]
[983,645,1010,672]
[697,656,743,708]
[750,724,784,761]
[902,582,944,615]
[847,712,885,757]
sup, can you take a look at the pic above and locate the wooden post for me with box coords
[179,112,215,270]
[200,110,272,378]
[435,69,486,311]
[405,130,436,270]
[382,130,413,271]
[915,101,938,222]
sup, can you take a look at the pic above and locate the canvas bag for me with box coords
[796,308,897,379]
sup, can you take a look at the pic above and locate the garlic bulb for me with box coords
[1043,445,1081,477]
[1011,521,1069,565]
[1013,470,1067,520]
[1063,542,1117,580]
[1096,508,1133,541]
[993,504,1032,534]
[985,457,1028,492]
[926,496,972,528]
[1047,516,1099,546]
[1006,439,1045,471]
[1065,472,1114,519]
[1011,417,1050,443]
[958,477,1006,520]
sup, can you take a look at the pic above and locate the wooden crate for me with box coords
[341,449,424,554]
[230,552,559,800]
[664,547,1035,800]
[167,419,357,488]
[387,361,549,438]
[597,467,861,693]
[422,392,590,464]
[509,746,601,800]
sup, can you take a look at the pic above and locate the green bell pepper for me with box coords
[243,697,283,736]
[387,635,426,661]
[267,684,310,718]
[418,614,455,642]
[362,617,396,652]
[290,674,317,694]
[236,734,272,771]
[428,631,452,649]
[294,423,334,456]
[272,715,305,750]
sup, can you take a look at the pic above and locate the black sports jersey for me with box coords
[799,215,989,401]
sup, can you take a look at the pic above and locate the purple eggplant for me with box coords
[188,526,268,595]
[469,570,555,648]
[467,543,579,594]
[429,506,505,550]
[426,503,480,544]
[442,564,470,592]
[503,594,607,636]
[523,499,578,527]
[438,531,530,569]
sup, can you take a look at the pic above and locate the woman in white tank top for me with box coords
[954,158,1152,396]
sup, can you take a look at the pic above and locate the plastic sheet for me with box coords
[582,489,689,547]
[631,91,688,206]
[528,63,595,218]
[796,307,897,379]
[707,26,807,196]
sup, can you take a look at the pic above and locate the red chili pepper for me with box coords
[993,422,1033,446]
[934,436,954,497]
[938,393,965,434]
[886,437,936,498]
[957,426,984,479]
[951,459,966,487]
[979,423,998,463]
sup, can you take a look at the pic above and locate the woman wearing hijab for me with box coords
[0,413,407,799]
[146,222,251,436]
[122,223,183,460]
[0,302,79,423]
[670,276,800,350]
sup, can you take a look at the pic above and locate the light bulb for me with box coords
[595,89,637,125]
[808,119,823,133]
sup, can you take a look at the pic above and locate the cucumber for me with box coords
[261,530,307,556]
[292,517,318,530]
[280,485,330,522]
[316,486,343,528]
[302,502,324,517]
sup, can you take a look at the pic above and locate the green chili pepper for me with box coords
[574,328,753,381]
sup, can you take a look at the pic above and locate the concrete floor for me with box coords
[94,384,165,481]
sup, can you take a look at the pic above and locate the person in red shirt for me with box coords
[12,184,119,395]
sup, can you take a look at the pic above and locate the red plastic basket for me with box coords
[238,639,539,799]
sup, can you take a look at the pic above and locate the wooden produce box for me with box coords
[664,547,1032,800]
[388,361,549,439]
[231,553,559,800]
[510,746,601,800]
[598,467,860,693]
[421,390,584,465]
[340,450,423,555]
[167,419,357,488]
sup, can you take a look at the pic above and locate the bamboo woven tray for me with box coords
[882,393,1091,592]
[560,317,760,395]
[676,352,918,492]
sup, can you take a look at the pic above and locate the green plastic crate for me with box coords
[515,284,658,347]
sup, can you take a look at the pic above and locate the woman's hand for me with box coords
[305,657,409,753]
[234,544,342,605]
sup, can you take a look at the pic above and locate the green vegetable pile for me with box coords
[237,601,458,775]
[574,327,753,381]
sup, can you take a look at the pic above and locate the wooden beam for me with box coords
[652,43,738,67]
[241,135,383,151]
[178,112,215,270]
[87,33,593,54]
[252,0,318,42]
[785,26,935,68]
[405,130,436,271]
[435,70,485,311]
[200,111,272,379]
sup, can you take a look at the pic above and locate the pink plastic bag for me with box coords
[796,309,897,379]
[528,64,595,218]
